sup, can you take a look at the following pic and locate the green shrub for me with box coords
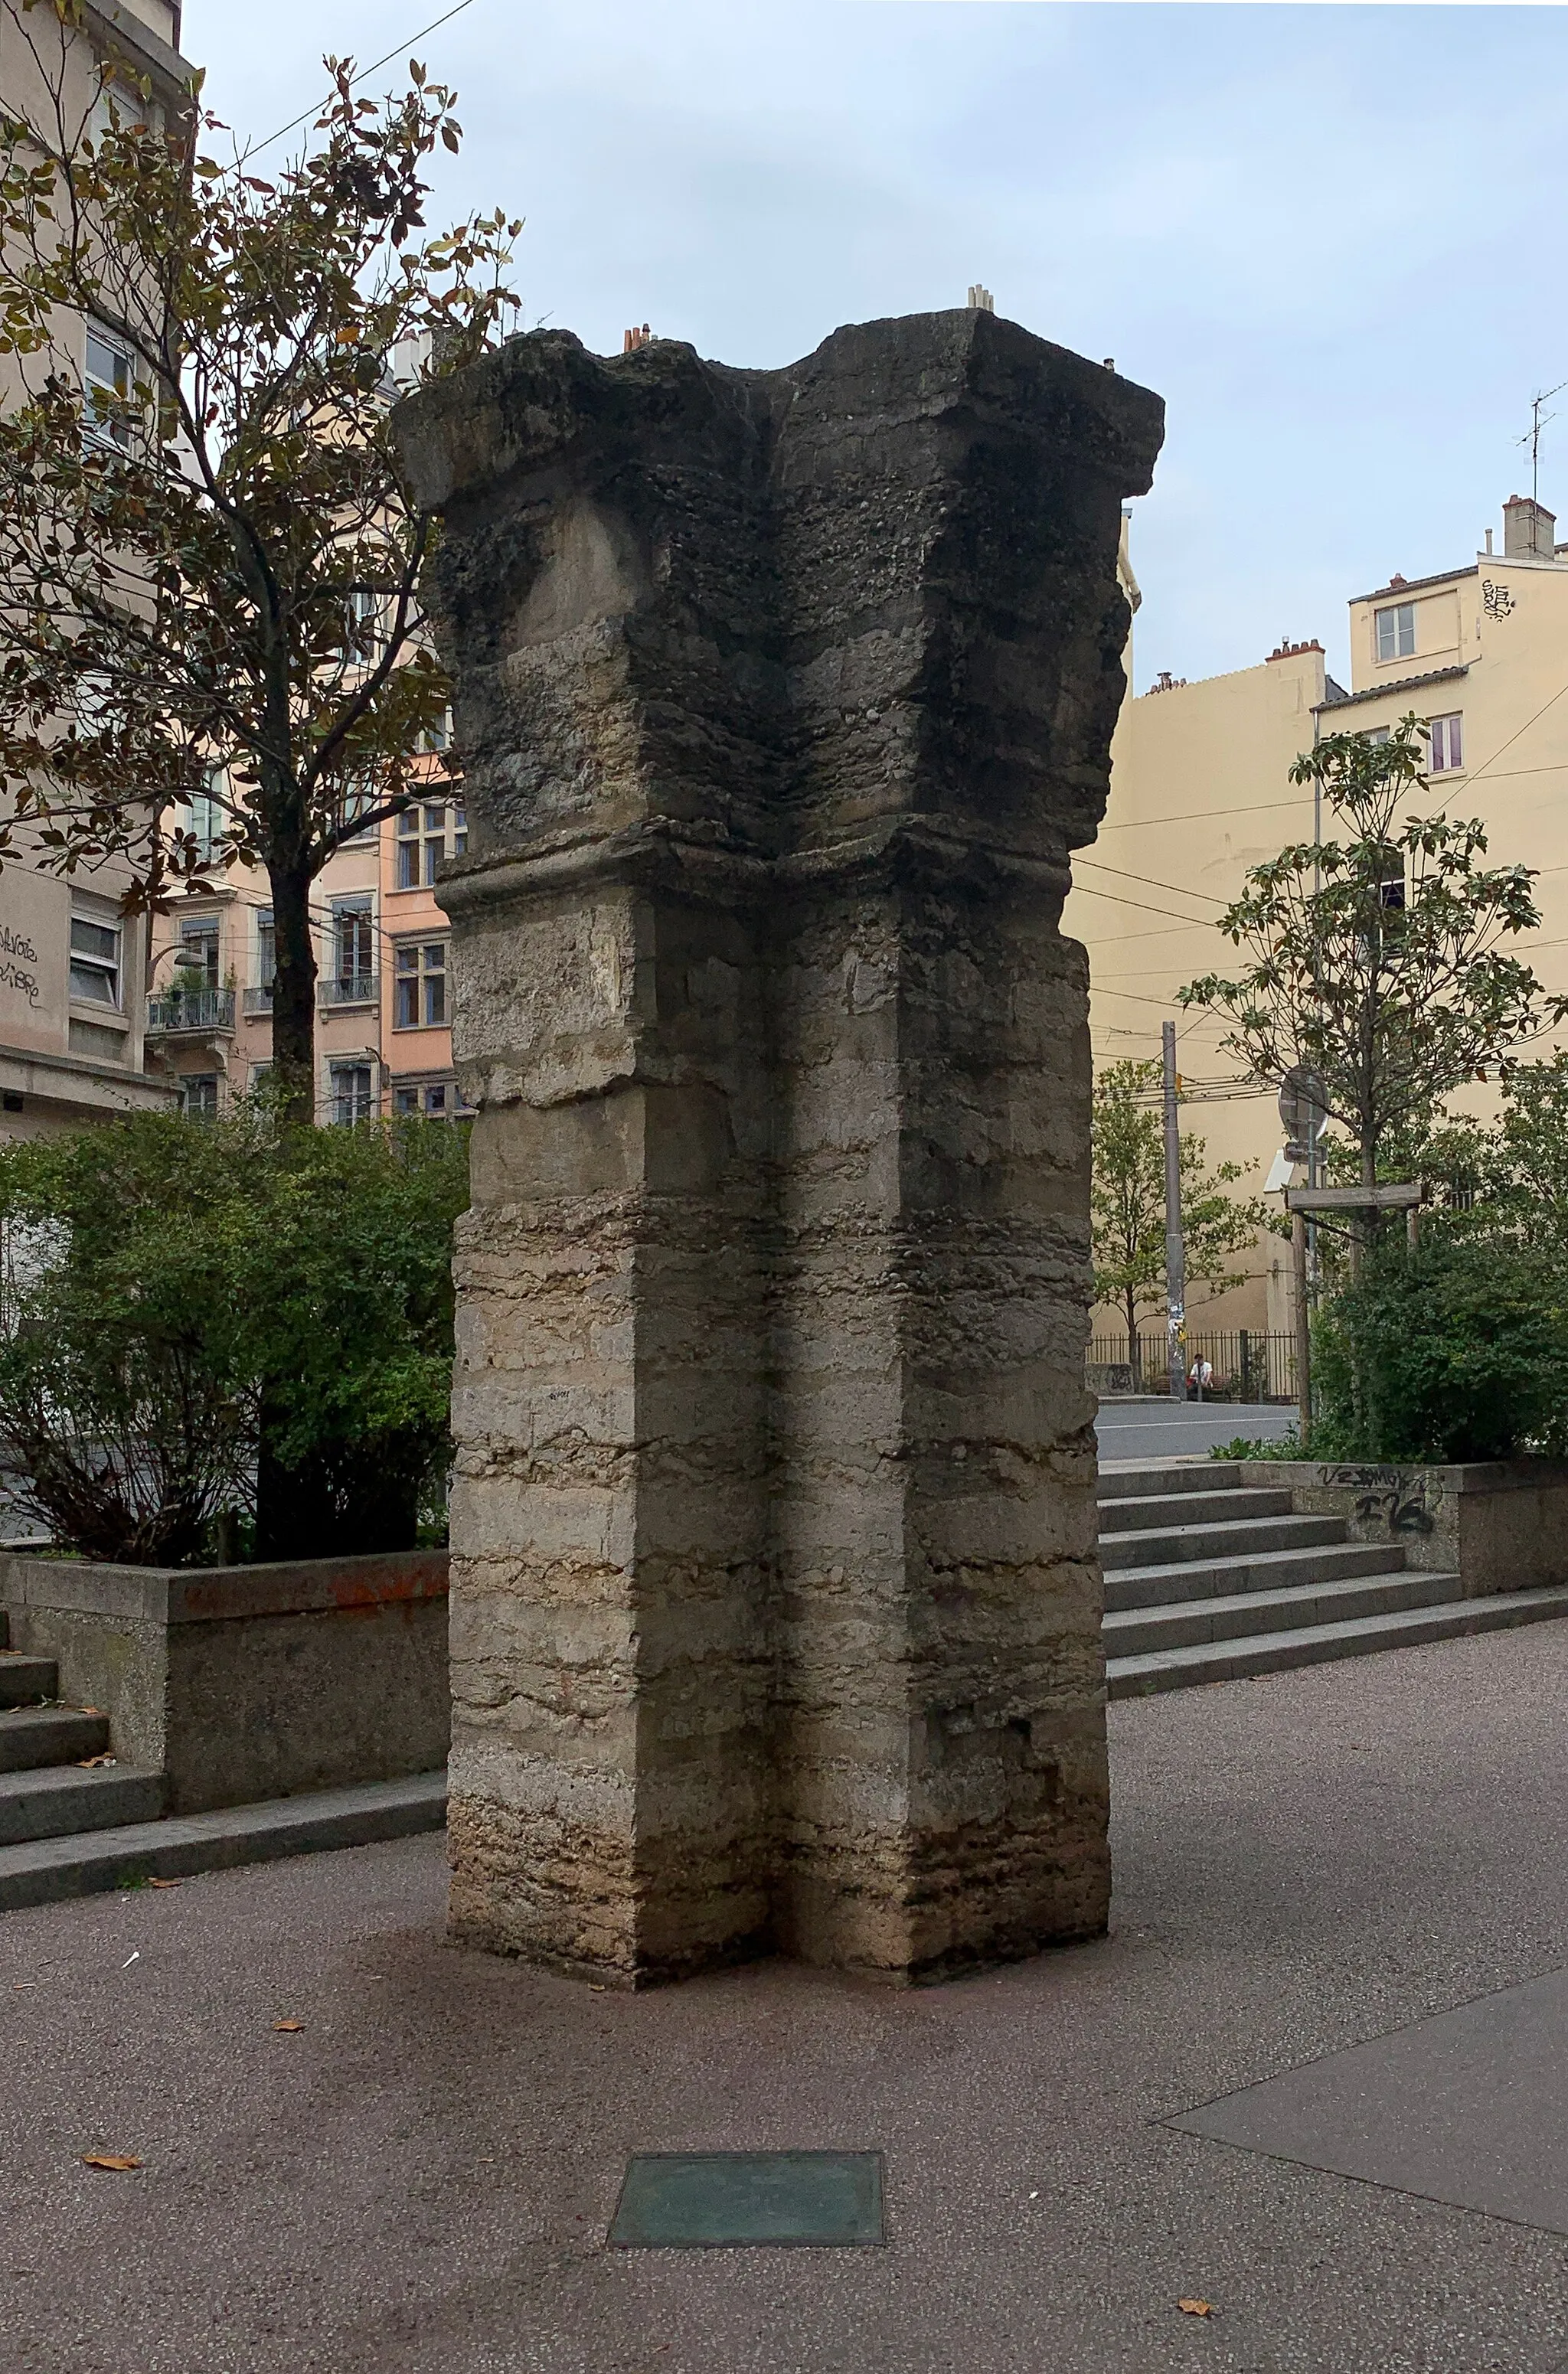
[1313,1231,1568,1464]
[1208,1431,1302,1462]
[0,1107,469,1564]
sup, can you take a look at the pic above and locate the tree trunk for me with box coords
[1125,1285,1141,1386]
[268,852,318,1126]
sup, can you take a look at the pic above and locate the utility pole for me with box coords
[1162,1020,1185,1402]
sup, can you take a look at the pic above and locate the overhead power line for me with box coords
[245,0,479,160]
[1075,856,1229,909]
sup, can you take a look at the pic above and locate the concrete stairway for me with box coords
[0,1613,446,1912]
[1100,1461,1568,1698]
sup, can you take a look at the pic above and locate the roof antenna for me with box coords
[1517,381,1568,506]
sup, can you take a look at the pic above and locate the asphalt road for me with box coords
[1095,1396,1298,1465]
[7,1625,1568,2372]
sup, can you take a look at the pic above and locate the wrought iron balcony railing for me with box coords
[146,988,236,1035]
[318,972,379,1010]
[241,983,274,1016]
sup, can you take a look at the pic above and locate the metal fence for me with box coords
[1087,1330,1298,1404]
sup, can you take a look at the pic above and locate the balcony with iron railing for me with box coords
[241,983,274,1017]
[318,971,379,1011]
[145,988,236,1037]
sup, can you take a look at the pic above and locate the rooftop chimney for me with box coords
[1504,493,1557,560]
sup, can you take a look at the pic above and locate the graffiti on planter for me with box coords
[1321,1465,1442,1536]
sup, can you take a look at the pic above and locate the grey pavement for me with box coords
[6,1625,1568,2373]
[1096,1396,1298,1464]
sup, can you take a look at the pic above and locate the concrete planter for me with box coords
[0,1549,449,1812]
[1239,1459,1568,1598]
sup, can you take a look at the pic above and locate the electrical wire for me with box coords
[242,2,480,161]
[1075,856,1230,909]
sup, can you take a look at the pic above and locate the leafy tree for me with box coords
[0,1109,258,1562]
[1181,718,1566,1217]
[1090,1058,1268,1379]
[0,1105,470,1563]
[1314,1231,1568,1464]
[0,5,519,1114]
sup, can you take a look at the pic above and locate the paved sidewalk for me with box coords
[6,1628,1568,2374]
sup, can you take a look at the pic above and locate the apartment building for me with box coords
[145,786,467,1125]
[0,0,193,1142]
[1068,493,1568,1336]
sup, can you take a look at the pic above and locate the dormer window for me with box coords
[1375,602,1416,664]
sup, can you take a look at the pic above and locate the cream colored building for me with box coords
[1070,493,1568,1348]
[0,0,192,1140]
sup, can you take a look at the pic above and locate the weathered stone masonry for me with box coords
[393,309,1164,1984]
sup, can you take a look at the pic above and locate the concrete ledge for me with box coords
[0,1550,450,1813]
[1239,1459,1568,1598]
[0,1550,449,1625]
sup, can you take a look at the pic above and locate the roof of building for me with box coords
[1353,564,1478,606]
[1312,664,1469,715]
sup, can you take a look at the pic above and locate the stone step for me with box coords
[1106,1585,1568,1700]
[1096,1460,1238,1504]
[1099,1512,1348,1572]
[1099,1485,1295,1533]
[1105,1539,1410,1614]
[0,1768,449,1914]
[0,1653,58,1709]
[0,1762,165,1848]
[1105,1567,1462,1659]
[0,1704,109,1772]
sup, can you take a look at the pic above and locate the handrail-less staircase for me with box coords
[1100,1461,1568,1697]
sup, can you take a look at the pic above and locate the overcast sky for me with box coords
[185,1,1568,692]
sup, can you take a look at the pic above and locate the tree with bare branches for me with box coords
[0,2,518,1111]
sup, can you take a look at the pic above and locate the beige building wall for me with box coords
[0,0,192,1141]
[1073,495,1568,1357]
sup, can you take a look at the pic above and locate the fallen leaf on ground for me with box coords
[1178,2299,1215,2318]
[588,1984,606,1994]
[81,2154,142,2172]
[148,1877,181,1889]
[77,1755,116,1768]
[273,2020,305,2033]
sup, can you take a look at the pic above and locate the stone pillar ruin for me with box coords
[393,311,1164,1985]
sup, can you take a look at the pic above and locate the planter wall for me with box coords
[1240,1460,1568,1598]
[0,1549,449,1812]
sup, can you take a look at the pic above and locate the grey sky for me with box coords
[185,2,1568,692]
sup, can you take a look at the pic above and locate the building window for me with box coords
[68,906,121,1006]
[1375,846,1406,911]
[394,940,447,1028]
[175,771,229,867]
[1374,602,1416,664]
[256,908,276,988]
[84,322,136,449]
[344,587,381,663]
[177,917,220,990]
[416,708,452,754]
[394,1079,462,1117]
[329,1062,375,1126]
[179,1074,219,1120]
[1429,712,1463,772]
[332,896,375,994]
[396,802,462,888]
